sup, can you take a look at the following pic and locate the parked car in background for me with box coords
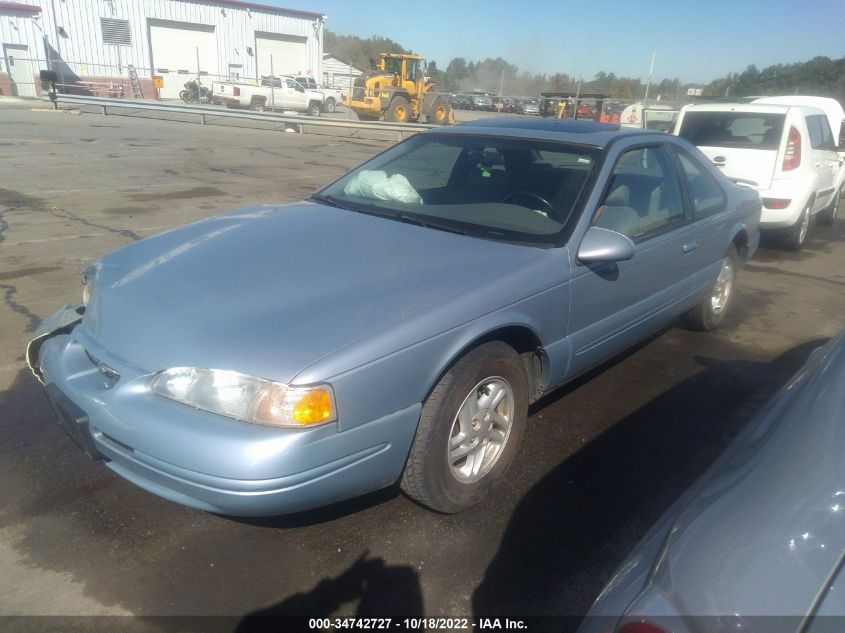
[450,94,474,110]
[580,333,845,633]
[28,119,760,517]
[751,95,845,160]
[515,98,540,115]
[211,75,324,115]
[469,93,493,110]
[674,103,845,249]
[493,97,515,113]
[293,75,344,113]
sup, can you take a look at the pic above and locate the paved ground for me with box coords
[1,108,844,627]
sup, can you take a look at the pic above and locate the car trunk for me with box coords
[678,110,786,190]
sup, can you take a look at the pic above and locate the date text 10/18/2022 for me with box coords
[307,618,528,630]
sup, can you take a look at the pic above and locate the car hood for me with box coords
[81,203,547,383]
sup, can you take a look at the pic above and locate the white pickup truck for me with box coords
[293,76,344,113]
[211,76,324,116]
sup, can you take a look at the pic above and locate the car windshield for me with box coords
[679,111,786,149]
[315,134,599,243]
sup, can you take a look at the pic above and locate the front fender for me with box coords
[295,280,571,432]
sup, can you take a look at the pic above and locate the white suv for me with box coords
[673,103,844,249]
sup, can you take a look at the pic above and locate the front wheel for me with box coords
[307,101,322,117]
[385,96,411,122]
[682,245,739,331]
[426,98,451,125]
[400,342,528,513]
[179,90,191,103]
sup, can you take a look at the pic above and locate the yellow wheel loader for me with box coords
[344,53,453,125]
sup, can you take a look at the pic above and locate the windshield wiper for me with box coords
[310,195,468,236]
[309,193,355,210]
[396,214,468,236]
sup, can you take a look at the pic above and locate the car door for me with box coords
[285,78,307,110]
[567,142,697,376]
[669,146,733,296]
[805,113,839,212]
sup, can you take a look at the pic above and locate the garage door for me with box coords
[255,33,307,79]
[149,21,218,99]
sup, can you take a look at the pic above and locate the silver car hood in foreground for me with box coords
[585,334,845,629]
[81,203,546,383]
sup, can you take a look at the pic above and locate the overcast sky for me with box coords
[272,0,844,84]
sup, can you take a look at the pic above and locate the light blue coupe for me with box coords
[28,118,761,516]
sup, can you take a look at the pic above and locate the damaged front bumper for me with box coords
[26,304,420,516]
[26,303,85,384]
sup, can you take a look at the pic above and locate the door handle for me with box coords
[683,240,698,253]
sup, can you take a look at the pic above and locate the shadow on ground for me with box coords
[473,338,825,619]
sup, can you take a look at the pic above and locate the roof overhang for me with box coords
[202,0,323,19]
[0,2,41,13]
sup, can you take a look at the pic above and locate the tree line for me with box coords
[324,29,845,102]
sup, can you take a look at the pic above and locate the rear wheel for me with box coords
[400,342,528,513]
[385,96,411,123]
[683,245,739,331]
[816,186,840,226]
[307,101,322,117]
[250,97,266,112]
[783,202,811,250]
[323,97,336,113]
[426,98,451,125]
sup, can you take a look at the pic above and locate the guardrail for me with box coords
[42,94,436,141]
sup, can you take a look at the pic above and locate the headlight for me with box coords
[151,367,337,428]
[81,262,99,307]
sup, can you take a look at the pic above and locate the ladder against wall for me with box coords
[128,65,142,99]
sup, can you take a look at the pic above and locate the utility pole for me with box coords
[498,69,504,97]
[642,50,656,106]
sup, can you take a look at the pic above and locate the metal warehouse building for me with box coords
[0,0,325,99]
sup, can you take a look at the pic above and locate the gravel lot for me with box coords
[1,107,844,627]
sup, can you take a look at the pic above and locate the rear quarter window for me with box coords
[679,111,785,150]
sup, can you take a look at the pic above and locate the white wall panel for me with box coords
[0,0,324,90]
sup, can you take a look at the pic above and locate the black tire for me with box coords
[682,244,739,331]
[179,90,190,103]
[783,202,811,250]
[250,97,266,112]
[400,342,529,513]
[426,98,451,125]
[323,97,336,113]
[385,96,411,122]
[816,186,840,226]
[307,101,322,117]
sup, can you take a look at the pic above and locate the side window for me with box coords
[816,116,836,151]
[806,115,825,149]
[593,145,685,239]
[675,149,727,217]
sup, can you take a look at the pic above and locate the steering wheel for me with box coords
[502,191,556,217]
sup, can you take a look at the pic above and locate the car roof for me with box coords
[680,102,827,116]
[751,95,845,116]
[431,116,659,148]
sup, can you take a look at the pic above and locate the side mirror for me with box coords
[577,226,635,264]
